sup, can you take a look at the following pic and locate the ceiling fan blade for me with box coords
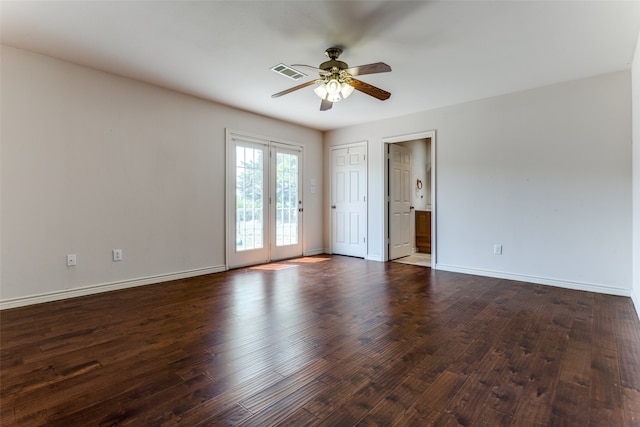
[346,62,391,76]
[349,78,391,101]
[272,80,320,98]
[320,99,333,111]
[291,64,331,76]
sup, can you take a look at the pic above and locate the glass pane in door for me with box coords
[275,152,298,247]
[236,146,264,251]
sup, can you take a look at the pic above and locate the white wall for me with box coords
[326,71,632,296]
[632,32,640,319]
[399,139,431,212]
[0,45,323,307]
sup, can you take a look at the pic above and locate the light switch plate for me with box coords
[67,254,77,266]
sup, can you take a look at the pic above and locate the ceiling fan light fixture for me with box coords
[315,78,353,103]
[315,79,343,102]
[313,83,328,100]
[326,79,341,95]
[341,82,354,99]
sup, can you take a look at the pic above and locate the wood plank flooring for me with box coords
[2,255,640,426]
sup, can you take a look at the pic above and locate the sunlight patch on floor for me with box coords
[249,263,297,271]
[287,257,331,263]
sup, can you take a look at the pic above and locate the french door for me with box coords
[227,134,302,268]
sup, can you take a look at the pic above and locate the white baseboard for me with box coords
[365,254,384,262]
[303,249,326,256]
[6,261,632,310]
[435,263,631,297]
[0,265,226,310]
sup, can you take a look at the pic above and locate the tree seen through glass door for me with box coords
[236,146,263,251]
[275,152,298,246]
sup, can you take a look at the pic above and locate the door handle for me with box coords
[331,205,336,209]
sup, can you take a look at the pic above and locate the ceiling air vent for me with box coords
[270,63,306,80]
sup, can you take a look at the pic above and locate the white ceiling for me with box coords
[2,1,639,131]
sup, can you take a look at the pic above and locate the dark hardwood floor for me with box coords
[2,255,640,426]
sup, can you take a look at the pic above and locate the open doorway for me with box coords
[382,131,436,267]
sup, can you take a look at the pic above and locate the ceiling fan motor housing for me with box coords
[319,59,348,72]
[320,47,348,72]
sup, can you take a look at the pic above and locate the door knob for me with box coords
[331,205,336,209]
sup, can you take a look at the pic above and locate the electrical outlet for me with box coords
[493,244,503,255]
[67,254,77,267]
[112,249,123,262]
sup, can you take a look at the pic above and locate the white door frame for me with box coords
[381,130,437,266]
[329,141,368,256]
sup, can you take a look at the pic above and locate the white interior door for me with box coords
[388,143,412,260]
[227,134,303,268]
[331,144,367,258]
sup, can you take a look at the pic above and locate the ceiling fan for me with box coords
[272,47,392,111]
